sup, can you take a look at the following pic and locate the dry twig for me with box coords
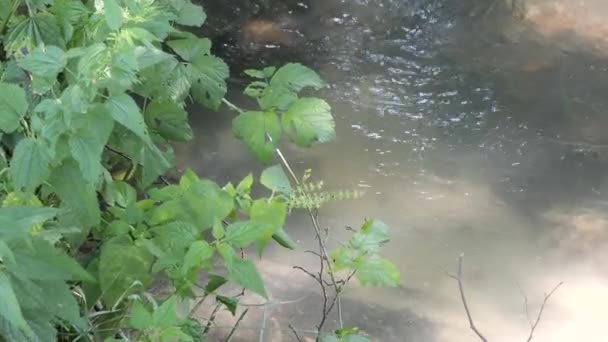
[525,282,563,342]
[447,254,488,342]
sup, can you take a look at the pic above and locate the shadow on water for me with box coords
[178,0,608,340]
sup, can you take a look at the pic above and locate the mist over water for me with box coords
[177,1,608,340]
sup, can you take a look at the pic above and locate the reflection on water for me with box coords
[178,0,608,340]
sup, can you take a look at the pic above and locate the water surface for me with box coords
[177,1,608,340]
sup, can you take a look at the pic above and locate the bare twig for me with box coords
[289,324,304,342]
[516,282,533,328]
[447,254,488,342]
[225,308,249,342]
[526,282,563,342]
[203,303,223,335]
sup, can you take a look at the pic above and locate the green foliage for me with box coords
[331,220,400,287]
[0,0,398,340]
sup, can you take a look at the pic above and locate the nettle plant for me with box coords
[0,0,399,341]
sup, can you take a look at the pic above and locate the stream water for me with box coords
[176,0,608,340]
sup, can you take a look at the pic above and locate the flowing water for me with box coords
[176,0,608,340]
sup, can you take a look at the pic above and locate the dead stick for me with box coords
[448,254,488,342]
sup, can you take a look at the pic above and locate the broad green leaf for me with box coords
[0,83,27,133]
[0,206,56,241]
[130,301,152,330]
[10,138,51,193]
[272,228,297,249]
[99,238,153,307]
[224,221,269,248]
[182,240,214,274]
[282,98,336,146]
[51,0,90,27]
[204,275,227,294]
[350,219,390,252]
[188,55,229,110]
[104,0,123,30]
[18,46,66,77]
[69,105,114,184]
[10,237,95,282]
[355,255,400,287]
[260,164,292,194]
[232,111,281,163]
[167,38,210,62]
[226,258,267,298]
[141,142,173,186]
[243,81,267,99]
[144,100,193,141]
[49,159,101,227]
[106,93,150,142]
[258,86,297,111]
[212,219,225,240]
[160,327,193,341]
[136,58,190,102]
[236,174,253,193]
[134,46,171,69]
[4,13,65,55]
[270,63,325,92]
[216,295,237,316]
[0,273,29,334]
[0,241,15,265]
[150,221,198,251]
[153,296,178,328]
[251,199,287,254]
[177,1,206,27]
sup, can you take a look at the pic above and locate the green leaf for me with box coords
[236,174,253,193]
[0,83,27,133]
[48,159,101,227]
[99,238,153,307]
[204,275,227,294]
[17,46,66,77]
[150,221,198,251]
[144,100,193,141]
[182,240,214,274]
[0,206,56,241]
[224,221,268,248]
[10,138,51,193]
[134,46,171,69]
[260,164,292,194]
[141,142,172,186]
[188,55,229,110]
[251,199,287,254]
[216,295,237,316]
[350,219,390,252]
[272,228,297,249]
[104,0,123,30]
[226,258,267,298]
[177,1,206,27]
[69,105,114,184]
[130,301,152,330]
[282,98,336,146]
[258,86,297,111]
[355,255,400,287]
[212,219,225,240]
[160,327,193,341]
[5,13,65,55]
[270,63,325,92]
[167,38,210,62]
[106,93,150,142]
[0,272,29,334]
[153,296,178,328]
[232,111,281,163]
[243,81,267,98]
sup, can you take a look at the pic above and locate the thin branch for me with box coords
[516,282,533,328]
[289,324,304,342]
[225,308,249,342]
[447,254,488,342]
[203,303,223,335]
[526,282,563,342]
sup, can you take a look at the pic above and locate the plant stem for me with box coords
[225,308,249,342]
[222,97,346,332]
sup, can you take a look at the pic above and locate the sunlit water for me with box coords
[176,0,608,340]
